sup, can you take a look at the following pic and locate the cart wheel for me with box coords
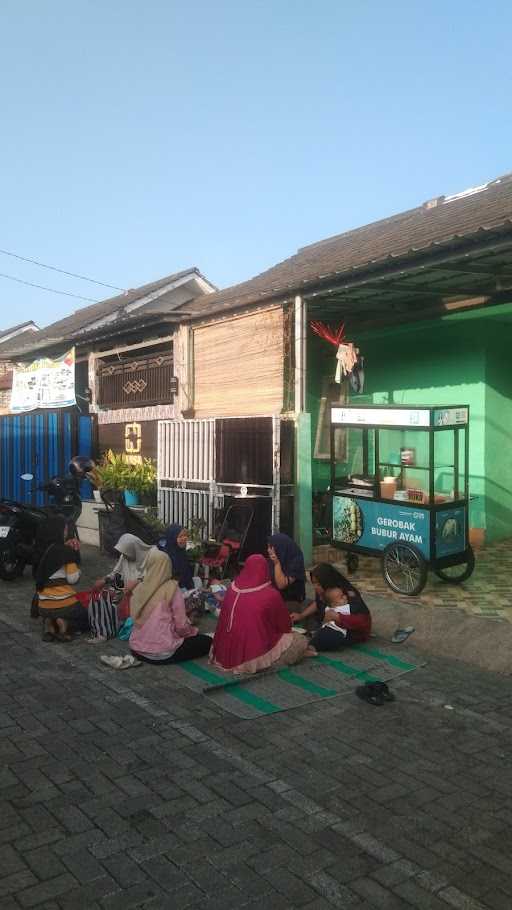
[382,542,428,596]
[346,554,359,574]
[434,546,475,584]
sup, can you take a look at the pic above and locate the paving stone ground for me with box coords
[317,539,512,622]
[1,547,512,909]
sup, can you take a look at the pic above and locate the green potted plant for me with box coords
[92,450,131,504]
[125,458,157,507]
[92,451,157,507]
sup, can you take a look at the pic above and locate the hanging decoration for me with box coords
[310,321,365,392]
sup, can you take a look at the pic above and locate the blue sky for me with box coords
[0,0,511,329]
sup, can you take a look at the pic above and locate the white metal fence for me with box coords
[158,416,285,538]
[158,418,215,483]
[158,418,218,536]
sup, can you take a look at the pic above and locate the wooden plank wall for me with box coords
[193,307,284,418]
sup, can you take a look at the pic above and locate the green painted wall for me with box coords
[307,311,512,541]
[484,322,512,541]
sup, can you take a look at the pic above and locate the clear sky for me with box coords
[0,0,511,330]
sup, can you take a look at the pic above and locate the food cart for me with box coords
[329,404,474,595]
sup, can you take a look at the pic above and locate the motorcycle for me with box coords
[0,456,94,582]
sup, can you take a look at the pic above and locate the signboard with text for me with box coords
[10,348,76,413]
[333,495,431,558]
[331,406,430,428]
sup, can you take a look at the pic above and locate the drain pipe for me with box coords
[294,295,312,566]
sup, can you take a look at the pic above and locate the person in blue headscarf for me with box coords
[158,524,194,590]
[267,532,306,606]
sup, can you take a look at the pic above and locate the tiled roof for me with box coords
[0,268,210,358]
[184,173,512,317]
[0,321,38,342]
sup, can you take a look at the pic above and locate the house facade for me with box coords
[2,173,512,561]
[170,173,512,560]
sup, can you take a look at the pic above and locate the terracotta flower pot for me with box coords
[469,527,485,549]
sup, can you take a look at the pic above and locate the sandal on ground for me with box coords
[391,626,415,644]
[119,655,141,669]
[356,682,395,706]
[41,631,56,642]
[100,654,141,670]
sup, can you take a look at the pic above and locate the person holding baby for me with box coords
[290,563,371,653]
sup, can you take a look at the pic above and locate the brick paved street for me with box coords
[1,548,512,909]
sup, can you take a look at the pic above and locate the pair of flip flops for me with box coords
[100,655,141,670]
[356,681,395,706]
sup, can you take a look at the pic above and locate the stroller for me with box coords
[199,503,255,579]
[98,490,159,555]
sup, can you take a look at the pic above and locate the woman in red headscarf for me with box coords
[210,554,314,675]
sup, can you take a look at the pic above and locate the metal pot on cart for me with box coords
[329,404,474,595]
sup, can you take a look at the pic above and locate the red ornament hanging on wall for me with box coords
[310,320,364,391]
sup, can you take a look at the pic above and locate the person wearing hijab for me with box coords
[290,563,371,651]
[267,533,306,606]
[158,524,194,590]
[34,516,87,642]
[210,554,313,675]
[74,534,156,640]
[129,549,211,663]
[92,533,153,593]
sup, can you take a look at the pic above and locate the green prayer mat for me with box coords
[168,643,425,718]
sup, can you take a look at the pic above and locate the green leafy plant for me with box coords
[92,450,157,500]
[186,517,207,560]
[126,458,157,498]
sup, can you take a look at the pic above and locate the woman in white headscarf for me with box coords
[77,534,157,640]
[99,534,154,590]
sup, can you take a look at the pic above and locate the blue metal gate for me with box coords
[0,411,95,504]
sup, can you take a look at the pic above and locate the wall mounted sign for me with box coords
[10,348,76,413]
[98,420,158,464]
[124,422,142,464]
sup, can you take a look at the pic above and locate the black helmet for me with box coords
[68,455,95,478]
[46,476,65,495]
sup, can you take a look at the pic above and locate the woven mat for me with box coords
[168,643,425,718]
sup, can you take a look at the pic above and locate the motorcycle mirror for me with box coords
[20,473,34,481]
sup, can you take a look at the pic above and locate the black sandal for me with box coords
[356,682,395,706]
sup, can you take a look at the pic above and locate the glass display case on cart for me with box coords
[329,404,474,595]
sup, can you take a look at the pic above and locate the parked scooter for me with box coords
[0,456,94,581]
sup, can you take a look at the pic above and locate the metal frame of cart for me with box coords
[329,404,475,595]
